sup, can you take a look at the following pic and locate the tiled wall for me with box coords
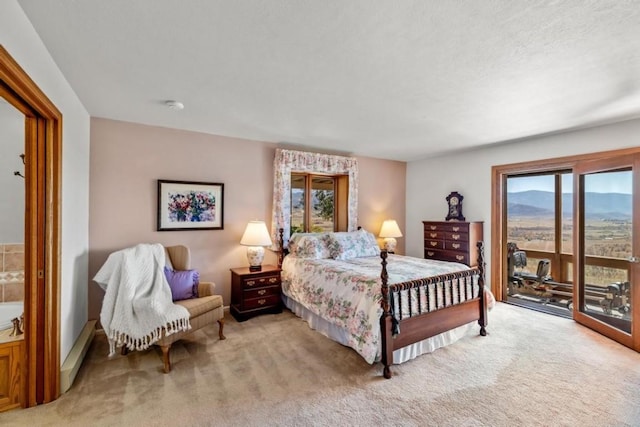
[0,244,24,302]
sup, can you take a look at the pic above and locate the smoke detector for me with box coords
[165,100,184,110]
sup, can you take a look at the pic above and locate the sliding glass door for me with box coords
[575,156,640,350]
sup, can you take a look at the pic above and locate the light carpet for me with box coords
[1,302,640,426]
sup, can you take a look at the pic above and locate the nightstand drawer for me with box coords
[243,294,281,311]
[230,265,282,321]
[242,275,280,289]
[244,285,280,300]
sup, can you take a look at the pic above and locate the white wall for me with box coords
[1,1,91,365]
[0,101,25,243]
[407,118,640,287]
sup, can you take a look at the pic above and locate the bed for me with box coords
[277,228,490,378]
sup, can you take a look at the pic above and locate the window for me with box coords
[507,174,557,253]
[290,173,348,233]
[581,169,632,314]
[271,148,359,246]
[506,171,573,281]
[561,173,573,254]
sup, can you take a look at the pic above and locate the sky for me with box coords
[507,171,632,194]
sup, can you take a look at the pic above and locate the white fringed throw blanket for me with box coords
[94,243,191,356]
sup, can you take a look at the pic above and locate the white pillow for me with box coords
[288,233,331,259]
[322,230,380,260]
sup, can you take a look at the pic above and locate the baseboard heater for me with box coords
[60,320,96,394]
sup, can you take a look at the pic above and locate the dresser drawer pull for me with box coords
[430,233,437,238]
[451,234,460,240]
[430,225,437,230]
[452,243,461,249]
[452,226,460,232]
[258,289,267,296]
[456,255,464,261]
[246,280,256,286]
[257,299,266,305]
[430,241,437,247]
[259,278,266,283]
[268,277,278,284]
[427,251,435,256]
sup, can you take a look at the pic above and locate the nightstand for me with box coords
[230,265,282,322]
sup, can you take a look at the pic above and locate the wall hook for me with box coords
[14,153,25,179]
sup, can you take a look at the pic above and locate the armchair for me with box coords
[154,245,225,372]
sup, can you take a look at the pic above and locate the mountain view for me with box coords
[508,190,631,219]
[507,190,632,285]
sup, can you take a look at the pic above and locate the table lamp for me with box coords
[379,219,403,253]
[240,221,273,271]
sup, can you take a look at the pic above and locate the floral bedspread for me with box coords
[281,254,471,364]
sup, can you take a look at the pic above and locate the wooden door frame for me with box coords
[0,45,61,406]
[491,157,575,300]
[491,146,640,352]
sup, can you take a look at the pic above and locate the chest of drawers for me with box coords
[230,265,282,322]
[422,221,484,267]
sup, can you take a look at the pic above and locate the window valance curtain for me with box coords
[270,148,358,248]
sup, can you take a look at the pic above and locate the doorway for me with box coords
[0,45,61,407]
[574,157,638,350]
[504,172,573,319]
[492,148,640,353]
[0,88,26,413]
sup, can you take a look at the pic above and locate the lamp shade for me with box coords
[379,220,403,238]
[240,221,272,247]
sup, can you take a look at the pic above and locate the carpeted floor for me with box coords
[1,302,640,426]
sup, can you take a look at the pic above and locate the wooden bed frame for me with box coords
[277,229,488,379]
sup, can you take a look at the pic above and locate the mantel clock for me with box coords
[445,192,465,222]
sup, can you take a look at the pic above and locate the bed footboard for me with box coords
[380,242,487,379]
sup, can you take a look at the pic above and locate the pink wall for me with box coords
[357,156,407,250]
[88,118,406,321]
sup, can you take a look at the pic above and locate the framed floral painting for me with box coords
[157,180,224,231]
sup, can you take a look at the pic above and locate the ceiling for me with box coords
[16,0,640,161]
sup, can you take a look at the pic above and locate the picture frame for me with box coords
[157,180,224,231]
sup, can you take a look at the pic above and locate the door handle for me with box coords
[629,256,640,263]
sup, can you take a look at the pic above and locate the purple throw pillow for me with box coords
[164,266,199,301]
